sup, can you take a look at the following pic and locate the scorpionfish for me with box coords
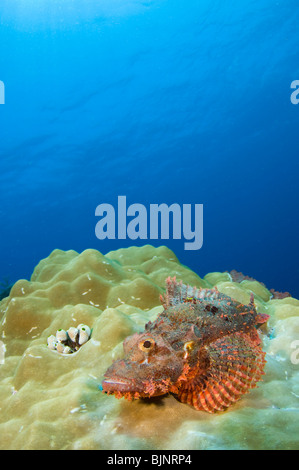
[102,277,269,413]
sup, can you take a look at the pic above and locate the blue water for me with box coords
[0,0,298,297]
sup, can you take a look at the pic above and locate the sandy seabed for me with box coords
[0,245,298,450]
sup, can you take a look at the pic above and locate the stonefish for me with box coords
[102,277,269,413]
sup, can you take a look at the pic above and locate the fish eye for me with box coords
[139,338,155,352]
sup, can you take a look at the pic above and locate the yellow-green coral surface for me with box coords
[0,245,298,450]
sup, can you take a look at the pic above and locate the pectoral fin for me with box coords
[177,332,266,413]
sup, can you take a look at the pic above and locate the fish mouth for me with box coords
[102,377,136,393]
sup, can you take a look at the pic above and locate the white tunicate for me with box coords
[62,346,72,354]
[56,342,65,353]
[56,329,67,342]
[67,327,78,343]
[47,335,57,350]
[78,324,91,336]
[78,324,91,345]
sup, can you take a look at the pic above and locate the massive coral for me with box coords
[0,245,298,450]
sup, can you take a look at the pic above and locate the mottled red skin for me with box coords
[102,277,270,412]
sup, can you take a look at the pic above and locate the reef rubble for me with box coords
[0,245,298,450]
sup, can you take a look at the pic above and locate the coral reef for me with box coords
[228,270,291,299]
[0,245,298,450]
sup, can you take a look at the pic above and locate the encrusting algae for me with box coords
[0,245,298,450]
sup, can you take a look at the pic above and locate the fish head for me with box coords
[102,331,185,398]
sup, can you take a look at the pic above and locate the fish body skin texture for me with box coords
[102,277,269,413]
